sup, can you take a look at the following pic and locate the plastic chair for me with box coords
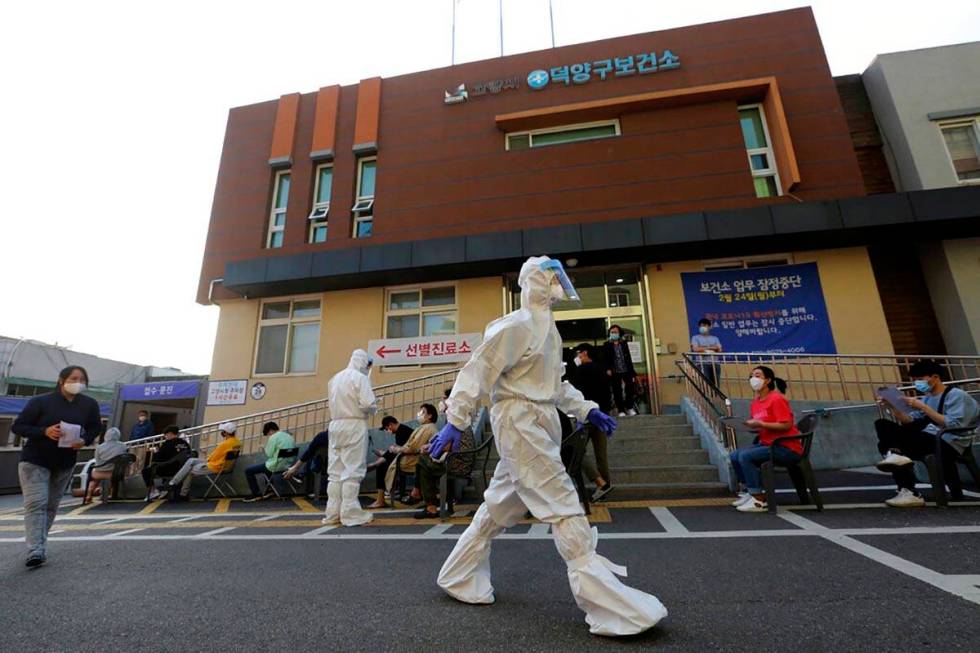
[203,449,241,498]
[438,431,495,519]
[100,453,137,502]
[924,420,980,508]
[260,447,300,498]
[760,414,823,514]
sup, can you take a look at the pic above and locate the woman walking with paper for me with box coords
[12,365,102,567]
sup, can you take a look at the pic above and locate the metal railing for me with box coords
[685,353,980,403]
[126,367,463,466]
[675,357,737,450]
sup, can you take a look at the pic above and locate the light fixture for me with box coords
[566,258,578,268]
[615,277,624,283]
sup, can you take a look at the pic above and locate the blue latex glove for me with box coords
[587,408,617,437]
[429,423,463,458]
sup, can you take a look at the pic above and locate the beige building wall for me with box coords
[647,247,894,406]
[920,238,980,355]
[203,277,504,424]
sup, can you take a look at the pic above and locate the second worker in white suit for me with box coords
[427,255,667,636]
[324,349,377,527]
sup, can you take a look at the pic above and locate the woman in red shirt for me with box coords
[729,365,801,513]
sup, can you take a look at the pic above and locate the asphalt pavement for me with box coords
[1,475,979,652]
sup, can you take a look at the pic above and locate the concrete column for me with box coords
[919,238,980,355]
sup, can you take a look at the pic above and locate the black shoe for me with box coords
[401,495,420,506]
[25,554,46,568]
[414,508,439,519]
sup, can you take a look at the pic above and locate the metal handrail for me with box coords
[675,357,736,449]
[126,367,465,464]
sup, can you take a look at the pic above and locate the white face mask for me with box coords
[438,400,447,412]
[573,355,583,367]
[138,416,147,422]
[749,377,765,392]
[699,326,709,334]
[63,382,86,395]
[549,281,566,303]
[417,411,427,423]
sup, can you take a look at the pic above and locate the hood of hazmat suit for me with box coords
[436,256,666,636]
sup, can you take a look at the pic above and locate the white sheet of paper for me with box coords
[876,386,909,417]
[58,421,83,448]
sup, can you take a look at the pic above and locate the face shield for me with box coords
[539,259,580,303]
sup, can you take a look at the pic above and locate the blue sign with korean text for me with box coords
[121,381,200,401]
[681,263,837,354]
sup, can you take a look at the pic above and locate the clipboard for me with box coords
[876,386,910,417]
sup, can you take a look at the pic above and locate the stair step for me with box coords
[596,482,730,499]
[615,415,689,425]
[604,450,709,466]
[613,424,693,438]
[606,464,720,484]
[606,435,701,452]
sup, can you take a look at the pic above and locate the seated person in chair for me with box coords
[283,429,329,496]
[244,421,296,502]
[366,416,415,508]
[166,422,240,502]
[378,404,438,507]
[83,427,128,504]
[143,425,191,500]
[414,427,476,519]
[875,359,979,507]
[729,366,801,513]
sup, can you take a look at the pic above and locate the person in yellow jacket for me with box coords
[167,422,241,501]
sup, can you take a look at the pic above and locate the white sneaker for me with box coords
[148,488,163,500]
[885,488,925,508]
[736,496,768,512]
[627,409,638,417]
[618,412,626,418]
[876,451,913,472]
[731,492,752,507]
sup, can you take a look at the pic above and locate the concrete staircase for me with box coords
[603,414,727,498]
[482,414,727,500]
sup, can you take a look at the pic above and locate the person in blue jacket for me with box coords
[130,410,155,441]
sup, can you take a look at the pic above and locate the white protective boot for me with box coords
[437,503,506,604]
[322,481,342,525]
[554,515,667,636]
[340,480,373,526]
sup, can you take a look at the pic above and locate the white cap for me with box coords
[218,421,237,434]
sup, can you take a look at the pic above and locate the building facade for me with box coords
[197,8,979,422]
[861,42,980,355]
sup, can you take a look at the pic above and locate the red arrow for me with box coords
[375,345,402,359]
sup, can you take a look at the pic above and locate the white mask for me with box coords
[438,400,447,412]
[63,382,86,395]
[699,326,709,334]
[573,355,582,367]
[417,411,427,422]
[749,377,765,391]
[549,280,565,303]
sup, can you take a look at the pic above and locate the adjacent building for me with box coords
[196,8,979,421]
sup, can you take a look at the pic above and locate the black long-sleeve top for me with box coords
[571,361,612,414]
[12,391,102,470]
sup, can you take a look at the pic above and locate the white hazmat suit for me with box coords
[324,349,377,527]
[436,256,667,636]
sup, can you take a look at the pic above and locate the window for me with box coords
[308,164,332,243]
[506,120,620,151]
[738,105,781,198]
[352,157,376,238]
[939,119,980,183]
[267,171,290,248]
[703,254,792,271]
[384,285,457,342]
[254,298,321,375]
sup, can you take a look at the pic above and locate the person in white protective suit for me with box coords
[324,349,377,527]
[427,255,667,636]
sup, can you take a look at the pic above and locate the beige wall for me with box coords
[203,277,504,423]
[647,247,894,406]
[920,238,980,355]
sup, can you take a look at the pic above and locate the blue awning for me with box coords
[0,395,112,418]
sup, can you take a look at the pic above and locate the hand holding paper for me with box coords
[876,386,909,417]
[57,421,84,449]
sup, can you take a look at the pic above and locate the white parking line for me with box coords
[778,510,980,606]
[252,514,282,522]
[649,507,689,534]
[171,515,203,523]
[527,523,551,536]
[197,527,237,537]
[424,523,453,537]
[301,524,338,536]
[94,517,131,526]
[108,528,146,537]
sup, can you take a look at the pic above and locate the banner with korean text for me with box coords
[680,263,836,354]
[368,333,483,366]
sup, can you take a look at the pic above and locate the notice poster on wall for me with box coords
[680,262,836,354]
[206,379,248,406]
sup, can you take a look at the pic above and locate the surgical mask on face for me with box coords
[63,382,86,395]
[609,333,620,341]
[573,355,582,367]
[549,280,565,303]
[913,379,931,394]
[749,377,765,392]
[417,411,427,422]
[699,326,709,334]
[138,416,146,422]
